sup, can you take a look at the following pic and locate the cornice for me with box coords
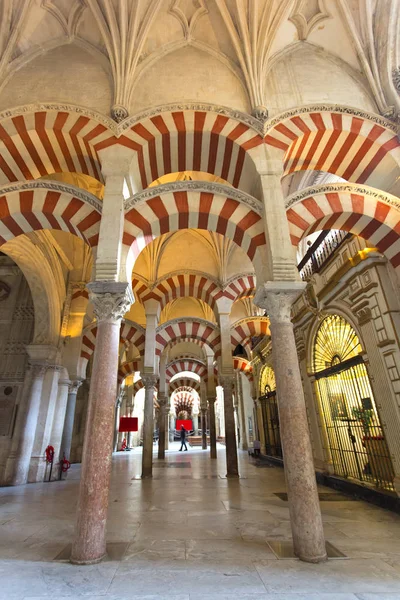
[285,182,400,210]
[0,180,102,213]
[265,103,398,135]
[124,181,262,214]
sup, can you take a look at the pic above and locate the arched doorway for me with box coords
[313,314,395,490]
[259,366,282,458]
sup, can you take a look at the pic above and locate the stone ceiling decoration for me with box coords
[168,0,208,40]
[41,0,86,37]
[288,0,330,41]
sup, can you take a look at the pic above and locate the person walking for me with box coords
[179,425,188,451]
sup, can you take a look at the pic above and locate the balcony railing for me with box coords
[297,230,350,281]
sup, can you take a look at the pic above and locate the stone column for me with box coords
[142,374,157,478]
[113,397,122,452]
[50,371,71,478]
[193,413,199,435]
[4,358,48,486]
[255,282,326,563]
[61,380,83,460]
[208,396,217,459]
[157,393,166,459]
[220,375,239,477]
[169,412,175,442]
[71,282,132,565]
[201,408,207,449]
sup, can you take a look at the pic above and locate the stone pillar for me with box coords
[71,282,132,565]
[255,282,326,563]
[142,374,157,477]
[158,393,166,459]
[220,375,239,477]
[4,357,48,486]
[169,412,175,442]
[201,408,207,449]
[193,413,199,435]
[208,396,217,459]
[113,397,122,452]
[61,380,83,460]
[50,372,71,478]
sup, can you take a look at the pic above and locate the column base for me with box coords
[70,552,106,565]
[226,472,239,478]
[141,473,152,479]
[297,551,328,564]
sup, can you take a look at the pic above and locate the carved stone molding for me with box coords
[252,105,269,123]
[289,0,330,41]
[254,282,306,324]
[27,362,48,378]
[265,104,398,135]
[87,282,133,323]
[0,180,102,213]
[124,181,262,214]
[285,182,400,211]
[59,378,72,388]
[393,67,400,93]
[355,306,373,326]
[111,104,129,123]
[168,0,208,40]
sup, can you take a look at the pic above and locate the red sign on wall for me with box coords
[176,419,192,431]
[119,417,138,432]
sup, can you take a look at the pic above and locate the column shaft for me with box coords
[201,409,207,449]
[221,377,239,477]
[61,381,82,460]
[142,376,157,477]
[158,398,166,459]
[208,398,217,459]
[5,363,46,485]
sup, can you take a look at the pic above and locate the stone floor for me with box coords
[1,443,400,599]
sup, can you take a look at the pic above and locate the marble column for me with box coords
[256,282,326,563]
[113,397,122,452]
[193,413,199,435]
[71,282,132,565]
[169,413,175,442]
[61,380,83,460]
[201,408,207,449]
[50,372,71,478]
[4,358,48,486]
[142,374,157,478]
[220,375,239,477]
[208,396,217,459]
[158,393,166,459]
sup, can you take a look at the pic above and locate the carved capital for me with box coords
[28,362,48,378]
[219,375,234,389]
[254,281,306,324]
[58,378,71,388]
[142,373,158,390]
[68,379,83,394]
[355,306,372,325]
[88,282,133,323]
[111,104,129,123]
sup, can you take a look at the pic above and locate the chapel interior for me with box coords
[1,0,400,597]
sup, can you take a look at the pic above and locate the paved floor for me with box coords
[0,443,400,599]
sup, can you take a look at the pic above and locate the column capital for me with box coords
[59,378,72,388]
[88,281,133,323]
[27,362,48,378]
[207,395,216,404]
[69,379,83,394]
[142,373,158,389]
[219,374,234,388]
[254,281,306,324]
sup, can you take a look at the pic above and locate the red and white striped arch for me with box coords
[156,318,221,357]
[265,107,400,190]
[117,360,141,384]
[0,107,111,184]
[80,320,146,365]
[286,184,400,269]
[170,378,200,394]
[225,317,270,359]
[123,188,266,267]
[223,274,257,303]
[98,108,263,193]
[0,182,101,247]
[166,358,207,381]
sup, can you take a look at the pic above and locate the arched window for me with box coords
[313,314,394,489]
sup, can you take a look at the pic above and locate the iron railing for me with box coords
[298,230,350,280]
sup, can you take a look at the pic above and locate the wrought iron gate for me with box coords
[314,315,394,490]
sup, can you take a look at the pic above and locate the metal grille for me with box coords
[314,315,394,491]
[298,230,350,281]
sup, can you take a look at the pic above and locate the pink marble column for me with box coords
[4,360,47,486]
[220,375,239,477]
[208,396,217,459]
[71,283,132,565]
[258,282,326,563]
[60,380,82,461]
[142,374,157,478]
